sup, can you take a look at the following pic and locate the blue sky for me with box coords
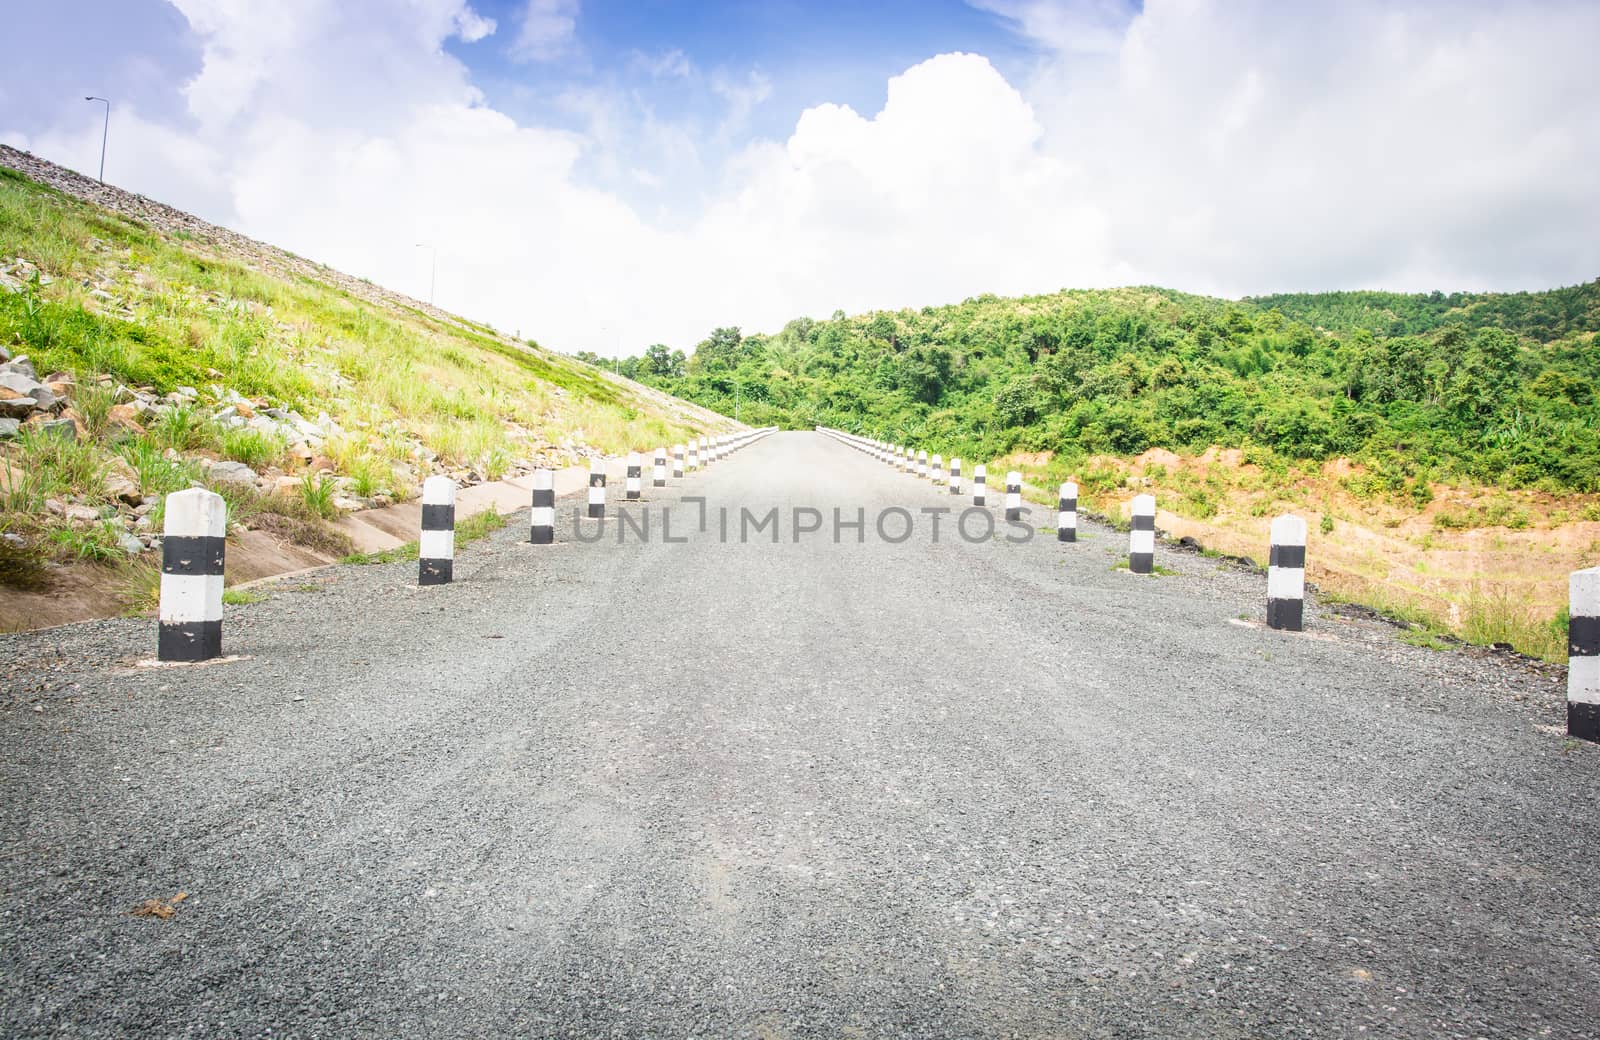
[2,2,1596,354]
[451,0,1041,138]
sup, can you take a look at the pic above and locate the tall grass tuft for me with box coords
[1459,583,1570,663]
[297,473,339,519]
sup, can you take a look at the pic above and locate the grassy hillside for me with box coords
[0,161,726,597]
[631,282,1600,660]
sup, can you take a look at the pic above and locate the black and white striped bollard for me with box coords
[1058,482,1077,542]
[158,486,226,661]
[973,464,987,506]
[688,439,700,470]
[931,454,944,486]
[1267,514,1307,631]
[917,450,929,479]
[1567,567,1599,742]
[653,447,668,487]
[901,447,912,473]
[1128,493,1155,574]
[419,475,455,586]
[530,469,555,544]
[626,452,642,500]
[1004,471,1022,521]
[949,458,962,496]
[588,458,606,518]
[672,444,685,479]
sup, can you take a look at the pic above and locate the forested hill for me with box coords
[1248,279,1600,343]
[623,280,1600,492]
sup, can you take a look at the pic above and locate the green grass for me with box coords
[0,162,714,523]
[222,587,267,605]
[120,437,201,497]
[339,505,507,565]
[340,541,421,566]
[297,473,339,519]
[458,505,507,544]
[47,520,126,563]
[1111,561,1182,577]
[117,558,161,615]
[218,427,285,469]
[0,152,718,595]
[1399,628,1453,651]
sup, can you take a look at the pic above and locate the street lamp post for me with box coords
[414,243,436,305]
[84,96,109,183]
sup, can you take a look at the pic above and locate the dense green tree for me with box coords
[594,280,1600,492]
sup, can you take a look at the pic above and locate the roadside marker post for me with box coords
[625,452,642,500]
[653,447,668,488]
[418,475,456,586]
[917,450,929,479]
[530,469,555,544]
[949,458,962,496]
[672,444,685,479]
[931,454,944,486]
[1268,514,1308,631]
[158,487,226,662]
[1129,494,1156,574]
[588,458,606,518]
[688,439,701,470]
[1005,471,1022,521]
[1569,567,1600,742]
[973,464,987,506]
[1058,482,1078,543]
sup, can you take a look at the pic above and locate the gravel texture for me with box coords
[2,431,1595,1038]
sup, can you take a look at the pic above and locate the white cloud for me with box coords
[970,0,1135,54]
[632,48,695,80]
[3,0,1597,357]
[511,0,578,63]
[452,5,496,43]
[710,69,773,139]
[1023,0,1600,295]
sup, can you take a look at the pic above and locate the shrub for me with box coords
[218,427,285,470]
[297,473,339,519]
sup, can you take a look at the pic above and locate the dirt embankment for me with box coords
[995,446,1600,658]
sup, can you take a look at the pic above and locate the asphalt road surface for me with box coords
[3,431,1596,1038]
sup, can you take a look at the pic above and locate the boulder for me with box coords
[27,384,60,412]
[64,503,102,524]
[106,404,146,434]
[104,468,143,506]
[0,370,44,398]
[36,418,77,441]
[0,417,19,439]
[0,389,34,419]
[209,461,259,486]
[118,532,145,555]
[0,356,37,380]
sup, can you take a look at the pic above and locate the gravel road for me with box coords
[2,431,1595,1038]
